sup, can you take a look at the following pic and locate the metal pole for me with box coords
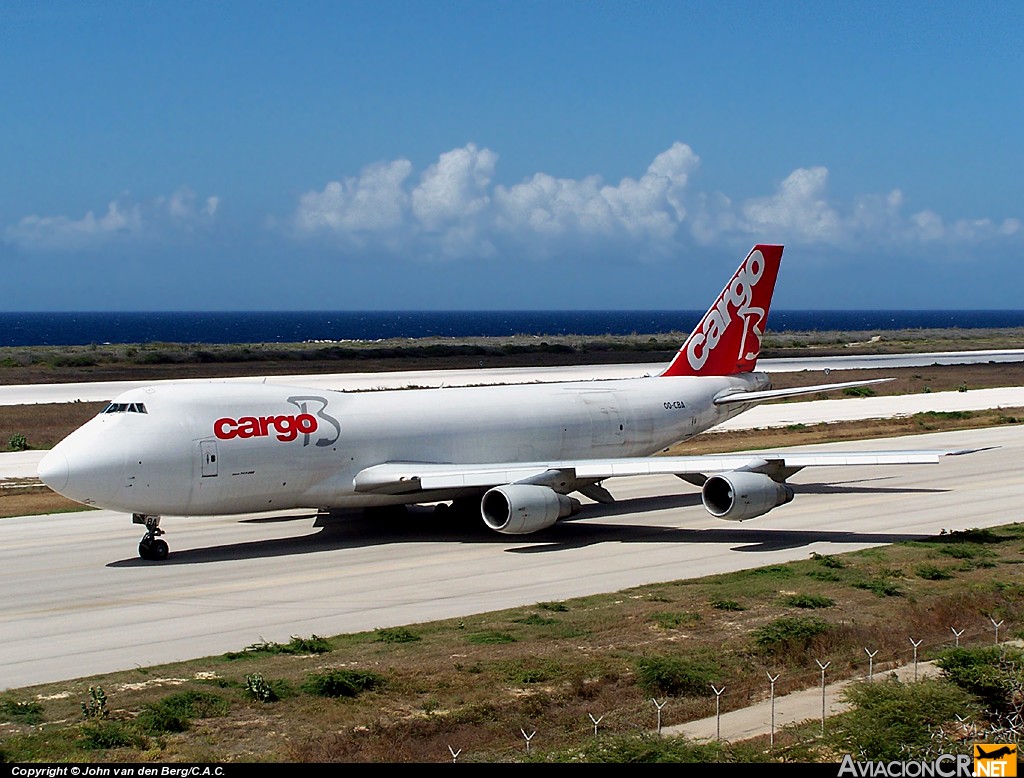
[910,638,923,681]
[652,699,666,735]
[521,729,535,754]
[991,618,1004,645]
[951,627,964,647]
[865,648,878,680]
[816,660,831,735]
[711,685,725,741]
[767,672,780,749]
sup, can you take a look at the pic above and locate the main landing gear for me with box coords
[133,513,168,561]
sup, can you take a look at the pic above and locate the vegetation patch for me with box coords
[375,627,421,644]
[752,616,830,655]
[830,678,979,761]
[0,697,43,725]
[852,579,904,597]
[651,611,702,629]
[634,655,722,698]
[937,645,1024,718]
[466,631,516,645]
[243,674,292,703]
[915,564,955,581]
[711,599,745,611]
[537,601,569,612]
[811,552,845,569]
[78,720,147,751]
[224,634,332,659]
[302,669,386,698]
[501,661,557,685]
[135,690,229,735]
[782,594,835,609]
[514,612,558,627]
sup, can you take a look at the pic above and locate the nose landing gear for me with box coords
[133,513,168,561]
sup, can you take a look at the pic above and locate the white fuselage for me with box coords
[41,372,769,517]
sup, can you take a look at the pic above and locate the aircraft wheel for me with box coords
[139,538,169,561]
[149,539,169,561]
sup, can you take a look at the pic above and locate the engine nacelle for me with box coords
[701,471,794,521]
[481,484,581,535]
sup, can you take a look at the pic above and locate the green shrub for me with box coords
[915,564,954,581]
[224,634,332,659]
[135,690,229,734]
[711,599,745,611]
[506,666,549,685]
[853,579,903,597]
[635,655,721,697]
[375,627,420,644]
[811,552,845,569]
[833,678,978,760]
[514,612,558,626]
[7,433,28,452]
[752,616,829,654]
[782,594,835,609]
[78,720,146,750]
[466,631,516,645]
[302,669,386,698]
[937,646,1024,717]
[0,697,43,725]
[652,611,702,629]
[285,634,332,654]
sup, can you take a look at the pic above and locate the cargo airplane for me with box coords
[38,245,972,560]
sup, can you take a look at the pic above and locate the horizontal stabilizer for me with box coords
[714,378,894,406]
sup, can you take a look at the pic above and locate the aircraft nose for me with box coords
[37,450,70,493]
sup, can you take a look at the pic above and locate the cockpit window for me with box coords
[101,402,147,414]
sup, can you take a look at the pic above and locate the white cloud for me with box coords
[294,159,412,239]
[740,167,843,243]
[292,141,704,260]
[293,143,1021,261]
[5,187,220,252]
[5,200,143,252]
[493,141,698,252]
[411,143,496,230]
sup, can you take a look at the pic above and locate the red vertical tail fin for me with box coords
[661,244,784,377]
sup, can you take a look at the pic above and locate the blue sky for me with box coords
[2,1,1021,311]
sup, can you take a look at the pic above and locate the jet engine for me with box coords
[481,484,581,534]
[701,471,794,521]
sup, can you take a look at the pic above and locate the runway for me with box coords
[1,349,1022,406]
[1,424,1020,691]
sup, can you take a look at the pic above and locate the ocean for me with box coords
[2,310,1023,348]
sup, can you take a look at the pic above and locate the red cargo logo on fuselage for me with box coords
[214,414,318,442]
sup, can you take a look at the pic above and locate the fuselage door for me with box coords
[200,440,219,478]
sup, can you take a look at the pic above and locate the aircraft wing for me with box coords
[352,448,981,496]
